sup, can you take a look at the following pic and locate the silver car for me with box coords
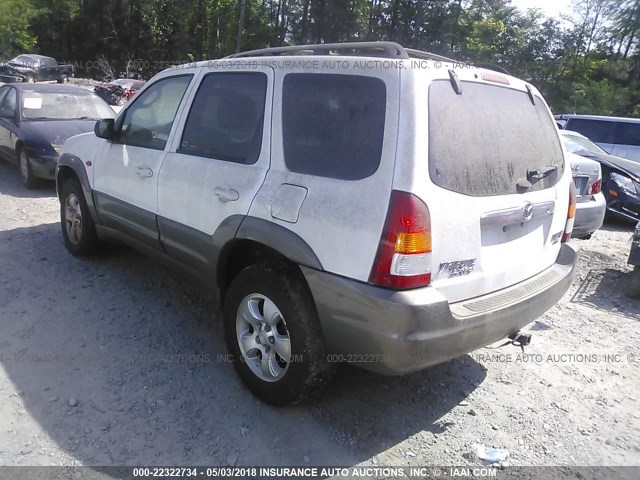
[561,131,606,239]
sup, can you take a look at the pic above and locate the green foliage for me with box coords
[0,0,637,116]
[0,0,39,58]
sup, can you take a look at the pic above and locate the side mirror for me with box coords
[94,118,115,140]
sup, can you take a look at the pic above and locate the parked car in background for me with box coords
[0,83,114,188]
[56,42,578,405]
[560,129,640,223]
[555,114,640,162]
[564,151,605,239]
[0,54,74,84]
[0,63,28,83]
[94,78,146,106]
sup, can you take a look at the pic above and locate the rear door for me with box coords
[612,121,640,162]
[417,75,569,303]
[0,87,17,162]
[565,118,616,153]
[157,67,273,272]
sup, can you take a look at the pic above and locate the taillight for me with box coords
[562,182,577,242]
[369,191,432,289]
[588,179,602,195]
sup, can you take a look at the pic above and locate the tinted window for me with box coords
[615,122,640,146]
[429,81,564,196]
[119,75,192,150]
[282,74,386,180]
[565,118,614,143]
[179,72,267,164]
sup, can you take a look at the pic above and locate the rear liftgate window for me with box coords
[429,80,564,196]
[282,74,386,181]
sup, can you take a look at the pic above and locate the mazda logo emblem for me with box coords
[523,203,533,221]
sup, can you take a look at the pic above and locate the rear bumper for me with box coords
[574,193,606,238]
[303,242,578,375]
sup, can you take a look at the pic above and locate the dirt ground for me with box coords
[0,159,639,470]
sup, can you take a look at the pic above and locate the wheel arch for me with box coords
[56,153,100,224]
[217,217,323,304]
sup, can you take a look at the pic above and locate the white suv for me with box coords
[56,42,578,405]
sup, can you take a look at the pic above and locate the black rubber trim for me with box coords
[235,216,323,271]
[56,153,100,224]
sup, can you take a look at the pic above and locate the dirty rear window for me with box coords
[429,80,564,196]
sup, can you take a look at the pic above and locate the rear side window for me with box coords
[179,72,267,164]
[429,81,564,196]
[565,118,615,143]
[282,74,386,180]
[614,122,640,146]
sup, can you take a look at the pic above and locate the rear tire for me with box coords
[60,177,102,256]
[625,267,640,299]
[223,262,334,406]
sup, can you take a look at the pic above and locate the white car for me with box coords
[55,42,578,405]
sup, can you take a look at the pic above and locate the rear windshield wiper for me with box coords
[516,165,557,192]
[527,165,557,182]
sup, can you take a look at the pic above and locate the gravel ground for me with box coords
[0,159,639,471]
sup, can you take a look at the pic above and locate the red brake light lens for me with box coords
[369,191,432,289]
[589,179,602,195]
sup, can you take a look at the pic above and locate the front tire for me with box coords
[18,149,38,189]
[57,74,69,84]
[60,177,102,256]
[223,263,334,406]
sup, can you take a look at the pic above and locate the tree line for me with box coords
[0,0,639,116]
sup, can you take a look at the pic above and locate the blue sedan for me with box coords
[0,83,114,188]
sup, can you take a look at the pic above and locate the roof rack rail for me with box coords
[226,41,482,71]
[225,41,410,59]
[404,48,457,64]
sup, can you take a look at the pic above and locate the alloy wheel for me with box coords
[64,193,83,245]
[236,294,292,382]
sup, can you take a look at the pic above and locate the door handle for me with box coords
[214,187,239,203]
[136,167,153,178]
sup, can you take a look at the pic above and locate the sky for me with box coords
[510,0,574,19]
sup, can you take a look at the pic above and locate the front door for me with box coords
[92,73,195,249]
[0,87,17,162]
